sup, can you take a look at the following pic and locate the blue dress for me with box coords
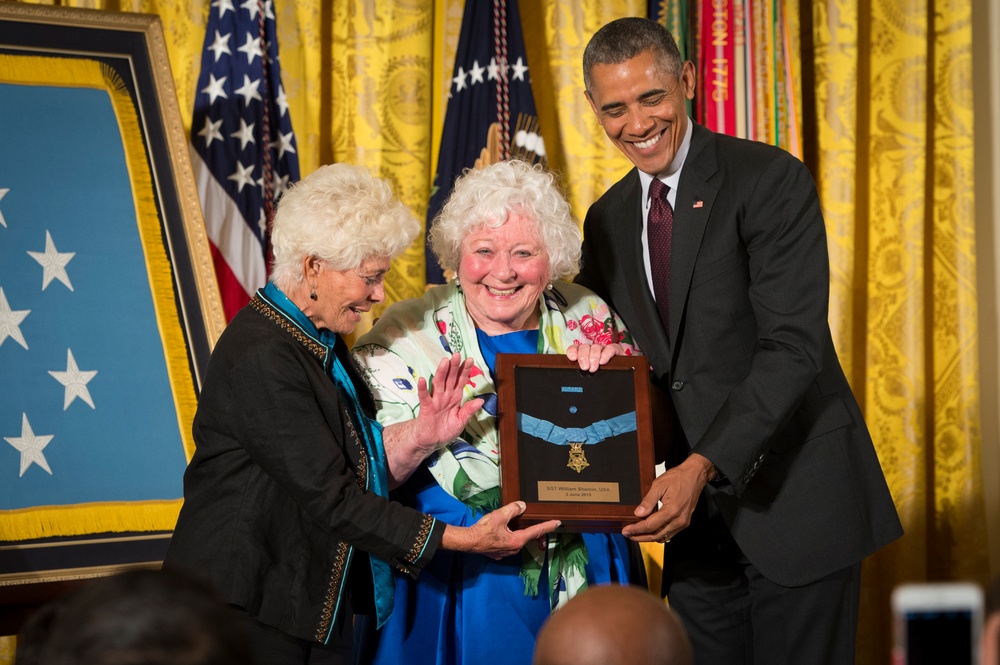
[369,330,633,665]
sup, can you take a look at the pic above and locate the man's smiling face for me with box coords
[586,50,696,176]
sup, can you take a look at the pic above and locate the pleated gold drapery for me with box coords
[1,2,989,664]
[810,0,987,663]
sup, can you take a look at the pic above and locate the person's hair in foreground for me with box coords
[15,568,251,665]
[532,584,694,665]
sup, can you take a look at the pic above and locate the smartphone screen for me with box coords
[892,582,983,665]
[902,608,974,664]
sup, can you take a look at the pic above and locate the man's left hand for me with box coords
[622,453,716,543]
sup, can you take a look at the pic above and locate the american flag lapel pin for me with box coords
[693,199,704,208]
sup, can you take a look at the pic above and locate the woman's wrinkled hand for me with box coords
[441,501,560,560]
[566,343,623,373]
[414,353,484,449]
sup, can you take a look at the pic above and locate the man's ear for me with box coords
[584,89,600,119]
[681,60,697,101]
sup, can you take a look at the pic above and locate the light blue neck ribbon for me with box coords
[517,411,637,445]
[261,283,394,629]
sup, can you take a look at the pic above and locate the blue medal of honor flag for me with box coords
[0,83,187,513]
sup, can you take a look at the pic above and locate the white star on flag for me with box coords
[487,57,501,81]
[271,171,290,199]
[201,74,228,104]
[275,86,289,116]
[231,119,257,150]
[0,287,30,350]
[272,131,296,160]
[212,0,235,17]
[228,162,256,192]
[49,348,98,410]
[453,66,467,92]
[207,30,232,62]
[240,0,261,21]
[237,32,263,63]
[234,74,263,105]
[198,117,225,147]
[4,413,54,477]
[510,56,528,81]
[469,60,485,85]
[27,230,75,291]
[0,187,8,228]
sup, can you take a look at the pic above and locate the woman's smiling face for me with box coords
[457,211,551,335]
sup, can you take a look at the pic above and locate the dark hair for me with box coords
[16,569,252,665]
[582,17,684,91]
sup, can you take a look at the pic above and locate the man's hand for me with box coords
[622,453,716,543]
[441,501,560,560]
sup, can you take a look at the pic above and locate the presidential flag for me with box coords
[191,0,300,321]
[425,0,545,285]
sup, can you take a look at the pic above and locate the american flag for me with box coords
[424,0,544,285]
[190,0,299,321]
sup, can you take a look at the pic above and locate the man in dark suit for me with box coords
[576,17,903,665]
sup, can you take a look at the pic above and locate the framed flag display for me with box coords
[495,354,657,532]
[0,1,223,607]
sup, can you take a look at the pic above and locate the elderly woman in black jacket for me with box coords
[165,163,556,665]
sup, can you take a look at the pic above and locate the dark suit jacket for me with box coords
[577,122,902,586]
[165,292,443,643]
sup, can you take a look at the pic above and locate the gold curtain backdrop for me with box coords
[2,2,991,664]
[811,0,987,659]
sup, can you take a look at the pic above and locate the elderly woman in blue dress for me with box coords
[165,163,559,665]
[353,159,640,664]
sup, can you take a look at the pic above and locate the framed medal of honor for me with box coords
[495,354,657,532]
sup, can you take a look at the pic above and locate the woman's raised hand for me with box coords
[414,353,484,448]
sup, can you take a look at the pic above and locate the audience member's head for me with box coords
[16,568,252,665]
[533,584,693,665]
[984,575,1000,665]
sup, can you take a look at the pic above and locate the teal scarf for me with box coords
[262,282,394,628]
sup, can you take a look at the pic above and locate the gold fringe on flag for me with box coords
[0,500,182,542]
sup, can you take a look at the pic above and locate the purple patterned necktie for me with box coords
[647,178,673,330]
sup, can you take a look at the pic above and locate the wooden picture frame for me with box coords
[0,1,223,612]
[495,354,656,532]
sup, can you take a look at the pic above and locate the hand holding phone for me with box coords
[892,582,984,665]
